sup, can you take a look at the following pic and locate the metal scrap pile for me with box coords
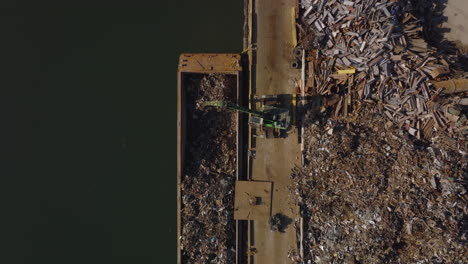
[293,1,468,262]
[297,0,467,151]
[291,109,467,263]
[181,74,237,264]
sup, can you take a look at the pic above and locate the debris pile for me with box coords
[291,108,467,263]
[269,213,283,232]
[297,0,467,151]
[181,74,237,264]
[294,1,468,262]
[269,213,292,233]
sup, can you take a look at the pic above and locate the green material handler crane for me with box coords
[203,100,291,131]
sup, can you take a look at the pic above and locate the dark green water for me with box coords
[1,3,242,263]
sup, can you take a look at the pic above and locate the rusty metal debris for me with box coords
[269,214,283,232]
[291,109,467,263]
[268,213,292,233]
[294,0,468,263]
[181,74,237,264]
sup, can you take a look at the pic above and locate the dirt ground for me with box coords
[180,74,237,264]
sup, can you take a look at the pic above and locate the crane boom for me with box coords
[202,100,290,130]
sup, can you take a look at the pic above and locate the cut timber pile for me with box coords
[181,74,237,264]
[293,0,468,263]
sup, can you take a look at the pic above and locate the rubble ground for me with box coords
[181,73,237,264]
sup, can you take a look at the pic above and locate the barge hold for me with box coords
[177,54,247,264]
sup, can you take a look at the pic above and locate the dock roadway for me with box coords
[248,0,301,263]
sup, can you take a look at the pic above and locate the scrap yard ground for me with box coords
[178,0,468,263]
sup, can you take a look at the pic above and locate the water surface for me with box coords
[1,3,243,263]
